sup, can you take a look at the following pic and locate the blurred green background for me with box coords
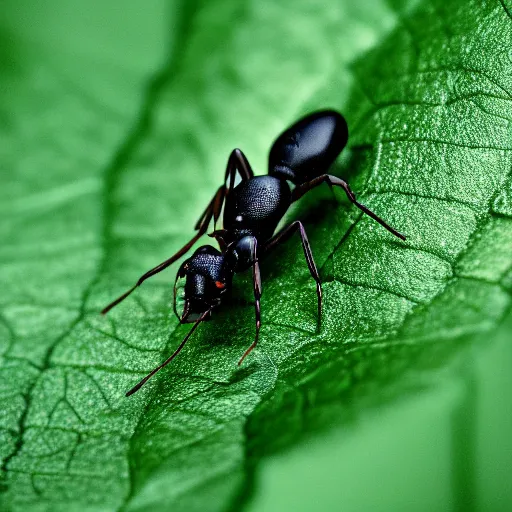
[0,0,511,511]
[247,311,512,512]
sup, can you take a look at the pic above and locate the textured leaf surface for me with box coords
[1,1,511,511]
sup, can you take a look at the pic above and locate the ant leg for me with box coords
[223,149,254,220]
[196,148,254,230]
[238,241,262,365]
[102,191,223,315]
[292,175,406,241]
[194,185,225,230]
[226,148,254,185]
[125,308,211,396]
[263,221,322,331]
[103,149,256,314]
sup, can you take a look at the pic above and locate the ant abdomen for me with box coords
[268,110,348,185]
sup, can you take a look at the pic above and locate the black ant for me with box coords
[102,110,406,396]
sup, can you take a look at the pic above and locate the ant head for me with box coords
[174,245,232,323]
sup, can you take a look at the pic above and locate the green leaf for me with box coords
[1,1,511,511]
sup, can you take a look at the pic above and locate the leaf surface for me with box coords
[0,1,511,511]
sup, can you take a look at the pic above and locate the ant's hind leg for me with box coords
[292,174,406,241]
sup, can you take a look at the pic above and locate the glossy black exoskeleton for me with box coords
[102,110,406,396]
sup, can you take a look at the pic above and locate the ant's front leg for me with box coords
[125,308,211,396]
[102,191,223,314]
[292,175,406,241]
[102,149,255,315]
